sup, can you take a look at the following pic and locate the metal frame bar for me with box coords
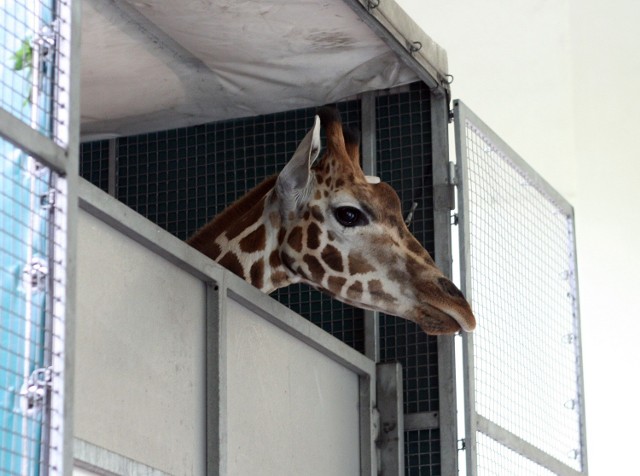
[74,439,172,476]
[77,179,378,475]
[361,92,380,364]
[0,108,68,174]
[454,100,573,215]
[60,0,82,473]
[453,99,478,476]
[569,217,589,473]
[376,363,404,475]
[431,90,459,476]
[477,417,583,476]
[454,99,588,475]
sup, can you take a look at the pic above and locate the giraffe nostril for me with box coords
[438,277,466,300]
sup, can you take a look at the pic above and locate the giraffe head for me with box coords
[273,107,476,335]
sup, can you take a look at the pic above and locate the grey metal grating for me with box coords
[1,0,68,143]
[406,429,441,476]
[79,139,109,193]
[477,433,555,476]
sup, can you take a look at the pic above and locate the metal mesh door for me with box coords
[454,100,588,475]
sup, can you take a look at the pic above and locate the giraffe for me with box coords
[187,107,476,335]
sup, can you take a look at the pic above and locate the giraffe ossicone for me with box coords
[188,107,476,335]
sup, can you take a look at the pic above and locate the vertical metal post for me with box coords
[376,363,404,476]
[206,280,227,476]
[453,100,478,476]
[569,217,589,474]
[431,93,459,476]
[361,92,380,364]
[108,138,117,197]
[59,0,81,474]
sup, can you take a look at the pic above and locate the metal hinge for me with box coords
[41,188,56,209]
[446,161,457,211]
[21,367,53,412]
[448,161,458,186]
[458,438,466,451]
[23,257,49,292]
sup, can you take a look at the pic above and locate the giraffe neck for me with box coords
[187,176,295,293]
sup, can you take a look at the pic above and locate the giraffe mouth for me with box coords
[413,302,476,335]
[414,305,464,335]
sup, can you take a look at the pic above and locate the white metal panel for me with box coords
[226,297,361,476]
[74,209,206,475]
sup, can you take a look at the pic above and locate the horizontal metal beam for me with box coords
[404,411,439,431]
[0,108,69,174]
[477,415,584,476]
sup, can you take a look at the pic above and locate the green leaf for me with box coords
[13,38,33,72]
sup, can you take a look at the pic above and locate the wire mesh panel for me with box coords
[1,0,73,473]
[79,139,109,193]
[477,433,557,476]
[455,100,587,475]
[0,138,66,475]
[376,84,444,475]
[1,0,69,143]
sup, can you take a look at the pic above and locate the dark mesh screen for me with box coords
[79,139,110,193]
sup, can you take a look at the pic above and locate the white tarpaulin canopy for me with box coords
[81,0,449,139]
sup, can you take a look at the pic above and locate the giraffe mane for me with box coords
[187,175,278,250]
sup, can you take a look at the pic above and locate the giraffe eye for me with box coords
[334,206,368,227]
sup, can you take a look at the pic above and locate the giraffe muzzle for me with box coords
[411,277,476,335]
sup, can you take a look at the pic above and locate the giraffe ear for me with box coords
[276,115,321,210]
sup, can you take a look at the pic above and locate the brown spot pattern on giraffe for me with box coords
[328,276,347,294]
[368,279,397,304]
[310,205,324,223]
[307,222,322,250]
[321,244,344,272]
[303,254,325,282]
[287,226,304,252]
[271,270,288,288]
[250,258,264,289]
[239,224,266,253]
[348,252,376,274]
[277,228,286,245]
[347,281,363,300]
[218,252,244,279]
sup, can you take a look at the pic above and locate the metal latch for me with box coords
[23,257,49,292]
[21,367,53,412]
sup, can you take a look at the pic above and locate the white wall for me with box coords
[397,0,640,474]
